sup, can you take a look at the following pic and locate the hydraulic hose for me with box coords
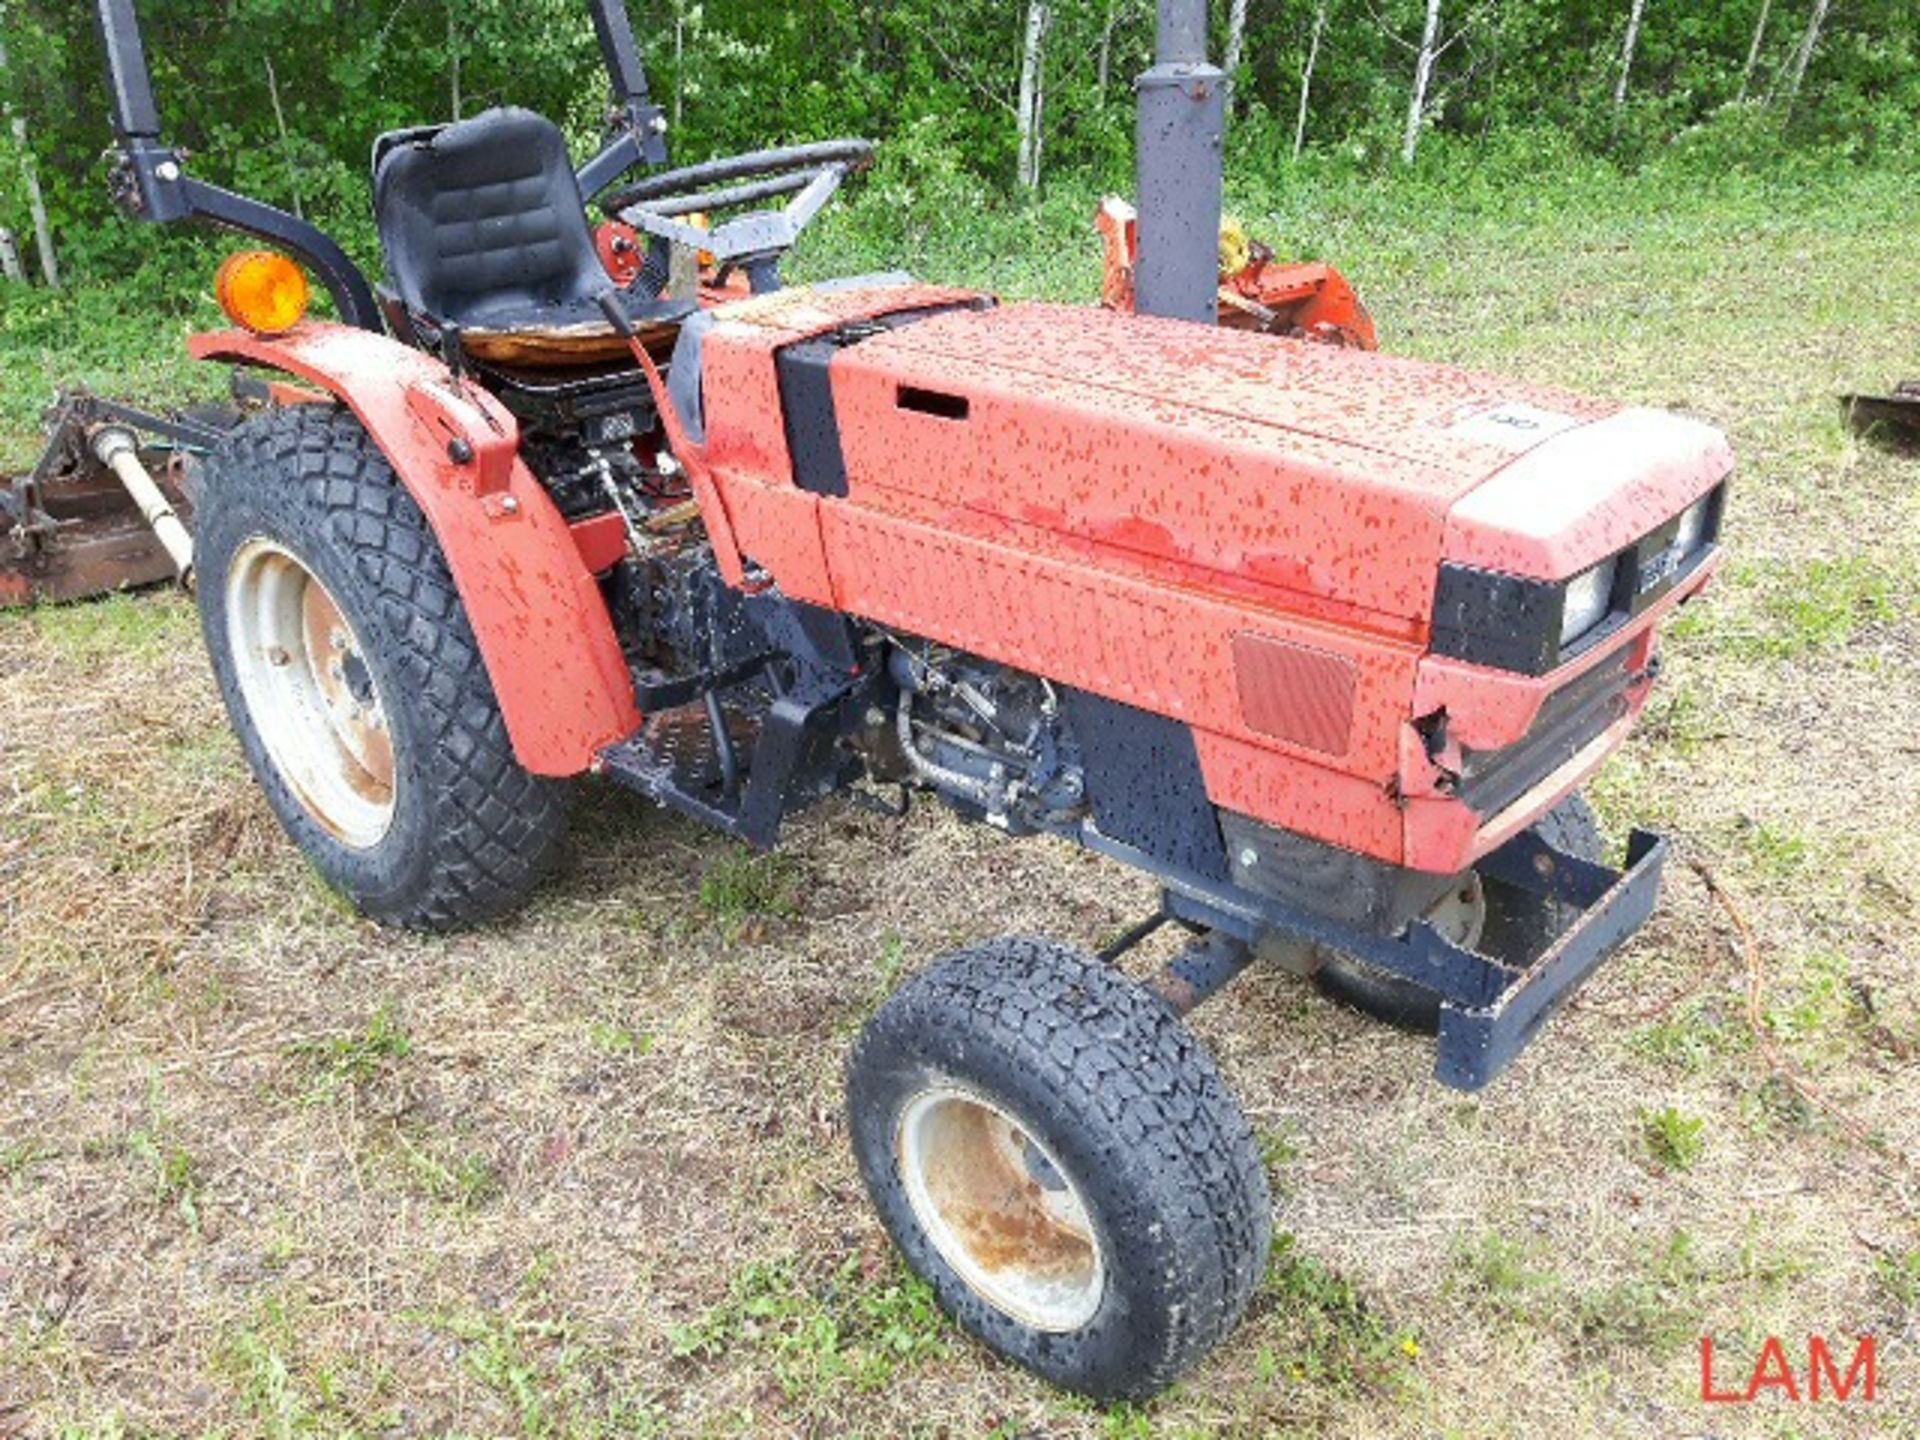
[895,692,994,809]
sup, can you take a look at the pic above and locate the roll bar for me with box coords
[91,0,672,331]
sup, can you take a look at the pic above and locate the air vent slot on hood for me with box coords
[897,386,969,421]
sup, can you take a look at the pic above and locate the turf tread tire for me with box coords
[847,937,1272,1401]
[196,405,569,930]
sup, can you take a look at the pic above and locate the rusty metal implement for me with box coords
[1843,379,1920,445]
[1,389,237,606]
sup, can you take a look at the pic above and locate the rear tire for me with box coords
[196,405,569,930]
[847,937,1271,1401]
[1313,794,1606,1034]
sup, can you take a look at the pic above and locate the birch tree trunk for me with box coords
[1016,2,1052,190]
[1096,0,1118,102]
[1223,0,1249,119]
[0,37,58,289]
[1778,0,1831,115]
[0,227,24,284]
[1737,0,1772,101]
[1294,0,1328,158]
[1402,0,1442,164]
[264,57,305,219]
[673,5,686,132]
[446,3,462,120]
[1613,0,1647,107]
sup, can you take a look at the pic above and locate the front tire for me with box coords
[196,406,569,930]
[847,937,1271,1400]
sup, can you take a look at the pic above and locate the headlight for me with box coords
[1560,558,1618,646]
[1673,493,1712,555]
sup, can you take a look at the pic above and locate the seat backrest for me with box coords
[373,107,603,331]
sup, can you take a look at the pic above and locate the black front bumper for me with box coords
[1090,819,1670,1092]
[1433,827,1667,1090]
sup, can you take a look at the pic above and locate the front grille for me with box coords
[1454,652,1633,818]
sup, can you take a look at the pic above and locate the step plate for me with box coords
[598,707,759,836]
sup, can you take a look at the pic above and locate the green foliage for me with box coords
[667,1254,950,1399]
[126,1124,200,1232]
[126,1076,202,1233]
[1450,1229,1563,1325]
[1573,1229,1711,1351]
[588,1017,651,1056]
[413,1293,668,1438]
[1708,556,1904,660]
[1874,1250,1920,1312]
[393,1132,502,1209]
[1638,1103,1707,1172]
[1630,998,1751,1073]
[2,0,1917,300]
[291,1002,412,1098]
[697,847,797,933]
[1258,1233,1421,1395]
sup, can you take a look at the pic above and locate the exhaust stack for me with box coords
[1134,0,1225,325]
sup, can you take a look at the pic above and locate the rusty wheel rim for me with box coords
[1427,870,1487,950]
[896,1086,1105,1332]
[226,538,395,849]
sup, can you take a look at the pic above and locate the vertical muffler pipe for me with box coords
[91,426,194,586]
[1135,0,1226,324]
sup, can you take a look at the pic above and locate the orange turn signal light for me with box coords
[215,250,310,335]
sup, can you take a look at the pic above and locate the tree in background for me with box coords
[1294,0,1330,157]
[1738,0,1773,102]
[1403,0,1442,162]
[0,0,1916,286]
[0,30,58,286]
[1222,0,1248,118]
[1613,0,1647,107]
[1016,2,1052,189]
[1778,0,1832,115]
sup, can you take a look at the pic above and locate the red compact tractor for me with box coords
[86,0,1729,1399]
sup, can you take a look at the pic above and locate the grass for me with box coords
[5,149,1920,1437]
[1253,1233,1421,1398]
[666,1253,951,1402]
[290,1001,412,1096]
[697,847,799,938]
[1638,1104,1709,1173]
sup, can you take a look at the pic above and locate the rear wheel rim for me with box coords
[226,538,396,849]
[896,1086,1105,1333]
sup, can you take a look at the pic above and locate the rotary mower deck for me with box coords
[0,390,233,604]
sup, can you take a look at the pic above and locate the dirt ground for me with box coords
[4,174,1920,1439]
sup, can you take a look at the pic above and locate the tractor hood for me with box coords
[805,299,1732,627]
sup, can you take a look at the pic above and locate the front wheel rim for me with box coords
[225,538,396,849]
[896,1085,1106,1333]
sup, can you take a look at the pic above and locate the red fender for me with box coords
[189,321,642,776]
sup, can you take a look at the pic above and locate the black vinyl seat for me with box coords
[372,106,685,354]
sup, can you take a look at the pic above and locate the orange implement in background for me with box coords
[1097,196,1378,350]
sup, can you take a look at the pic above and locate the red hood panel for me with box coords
[717,292,1732,626]
[828,301,1633,623]
[875,303,1619,492]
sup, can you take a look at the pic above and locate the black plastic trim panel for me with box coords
[775,299,993,499]
[1454,653,1636,818]
[1431,480,1727,676]
[1060,689,1229,882]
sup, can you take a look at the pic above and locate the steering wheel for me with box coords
[599,139,875,291]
